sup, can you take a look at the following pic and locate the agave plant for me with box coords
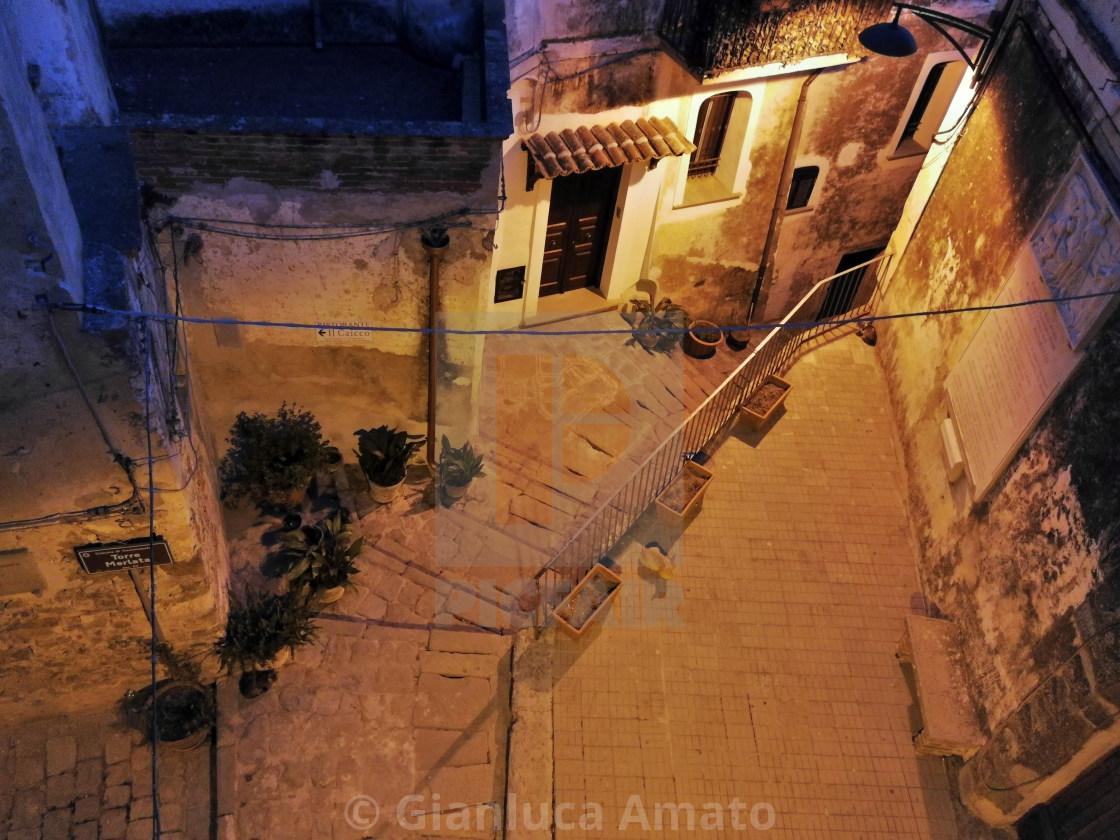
[354,425,426,488]
[620,297,690,354]
[437,436,485,489]
[279,509,363,599]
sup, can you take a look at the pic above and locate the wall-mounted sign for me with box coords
[315,321,374,343]
[494,266,526,303]
[74,537,175,574]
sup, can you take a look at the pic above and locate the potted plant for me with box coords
[213,591,318,691]
[739,374,792,431]
[354,425,427,504]
[683,320,722,359]
[218,404,329,508]
[620,297,689,354]
[123,643,214,750]
[279,509,363,605]
[654,458,714,524]
[437,436,485,502]
[554,562,623,639]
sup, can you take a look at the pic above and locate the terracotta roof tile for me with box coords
[524,116,695,180]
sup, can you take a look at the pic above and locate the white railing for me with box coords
[532,253,889,626]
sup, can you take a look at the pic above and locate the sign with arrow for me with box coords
[316,321,374,343]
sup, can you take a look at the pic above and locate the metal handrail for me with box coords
[532,253,889,626]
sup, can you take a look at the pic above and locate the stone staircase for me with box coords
[328,311,755,633]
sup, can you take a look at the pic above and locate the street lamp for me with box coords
[859,2,993,72]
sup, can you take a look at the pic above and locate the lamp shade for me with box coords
[858,21,919,57]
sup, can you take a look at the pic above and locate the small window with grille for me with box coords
[787,166,819,210]
[688,92,736,178]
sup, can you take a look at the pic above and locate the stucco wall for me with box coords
[5,0,117,128]
[877,24,1120,822]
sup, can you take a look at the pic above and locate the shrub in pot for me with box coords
[437,436,485,502]
[218,404,329,508]
[213,590,318,691]
[354,425,426,503]
[279,509,363,605]
[123,643,214,749]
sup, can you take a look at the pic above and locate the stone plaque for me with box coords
[945,249,1082,499]
[74,537,174,574]
[1030,155,1120,349]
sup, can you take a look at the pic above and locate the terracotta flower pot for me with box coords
[684,320,721,359]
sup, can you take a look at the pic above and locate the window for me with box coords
[688,92,735,178]
[893,60,968,158]
[786,166,819,210]
[680,91,753,206]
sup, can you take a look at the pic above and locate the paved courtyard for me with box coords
[1,326,1006,840]
[546,335,966,839]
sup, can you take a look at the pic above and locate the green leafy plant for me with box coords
[280,510,363,599]
[437,436,485,489]
[621,297,690,354]
[354,425,426,487]
[212,591,318,673]
[218,404,328,505]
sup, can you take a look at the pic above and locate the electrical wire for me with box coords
[141,328,163,839]
[48,286,1120,339]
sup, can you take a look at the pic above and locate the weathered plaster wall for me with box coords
[0,14,84,296]
[877,26,1120,822]
[646,75,802,325]
[5,0,117,128]
[768,39,944,315]
[146,147,499,468]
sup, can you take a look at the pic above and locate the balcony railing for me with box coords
[533,253,888,626]
[658,0,893,77]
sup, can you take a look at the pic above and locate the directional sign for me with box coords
[74,537,175,574]
[316,321,374,343]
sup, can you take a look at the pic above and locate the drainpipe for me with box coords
[747,69,822,324]
[421,227,450,471]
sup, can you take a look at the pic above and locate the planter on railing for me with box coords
[554,563,622,639]
[739,374,791,431]
[655,459,713,524]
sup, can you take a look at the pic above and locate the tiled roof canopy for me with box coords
[523,117,696,180]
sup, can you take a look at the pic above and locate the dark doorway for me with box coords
[1017,747,1120,839]
[817,247,883,319]
[539,167,622,298]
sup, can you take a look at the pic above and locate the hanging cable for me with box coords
[47,286,1120,339]
[141,325,163,839]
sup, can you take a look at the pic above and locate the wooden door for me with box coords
[1018,747,1120,839]
[539,167,621,298]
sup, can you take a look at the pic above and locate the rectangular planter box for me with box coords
[554,564,623,639]
[739,374,792,431]
[655,460,714,525]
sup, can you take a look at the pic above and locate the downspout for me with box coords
[421,227,450,472]
[747,69,822,324]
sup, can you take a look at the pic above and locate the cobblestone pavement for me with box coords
[217,622,512,840]
[547,336,967,839]
[0,710,210,840]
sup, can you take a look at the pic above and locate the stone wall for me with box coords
[877,23,1120,823]
[132,132,500,197]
